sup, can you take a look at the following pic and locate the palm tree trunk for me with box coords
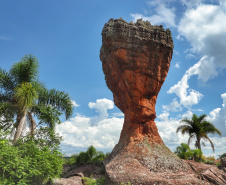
[196,137,202,161]
[197,137,201,151]
[13,112,27,143]
[27,112,36,136]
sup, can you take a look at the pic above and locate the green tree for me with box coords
[74,145,108,166]
[176,114,221,152]
[174,143,190,159]
[219,153,226,159]
[0,128,64,185]
[0,54,73,143]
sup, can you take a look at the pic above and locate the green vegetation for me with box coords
[174,143,202,161]
[0,54,73,143]
[174,143,225,165]
[176,114,221,153]
[65,145,110,166]
[0,128,64,185]
[82,176,106,185]
[0,54,73,184]
[202,156,216,165]
[219,153,226,159]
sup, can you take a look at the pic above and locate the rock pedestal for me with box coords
[100,18,211,184]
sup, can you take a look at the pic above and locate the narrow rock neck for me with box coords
[118,109,164,146]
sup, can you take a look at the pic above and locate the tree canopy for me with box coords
[176,114,221,152]
[0,54,73,142]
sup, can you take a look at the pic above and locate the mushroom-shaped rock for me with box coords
[100,18,210,184]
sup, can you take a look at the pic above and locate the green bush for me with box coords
[67,145,109,167]
[174,143,202,161]
[219,153,226,159]
[82,176,106,185]
[0,129,64,185]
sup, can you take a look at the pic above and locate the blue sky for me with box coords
[1,0,226,157]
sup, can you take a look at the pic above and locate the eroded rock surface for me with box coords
[185,160,226,184]
[99,18,217,184]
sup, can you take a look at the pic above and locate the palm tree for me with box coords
[176,114,221,152]
[0,54,73,143]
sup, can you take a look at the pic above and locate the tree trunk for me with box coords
[197,137,201,151]
[13,112,27,143]
[27,112,36,136]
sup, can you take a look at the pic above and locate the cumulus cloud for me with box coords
[71,100,79,107]
[130,1,176,27]
[175,63,180,68]
[167,65,203,107]
[156,116,189,152]
[181,110,193,119]
[55,99,123,155]
[180,0,204,8]
[88,98,114,124]
[178,3,226,82]
[208,93,226,136]
[162,98,183,112]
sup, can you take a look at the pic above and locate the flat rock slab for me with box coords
[64,164,101,178]
[52,176,82,185]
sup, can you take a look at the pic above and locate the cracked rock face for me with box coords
[100,18,220,184]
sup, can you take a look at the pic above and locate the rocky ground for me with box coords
[51,158,226,185]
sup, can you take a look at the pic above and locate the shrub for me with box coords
[0,128,64,185]
[219,153,226,159]
[68,145,109,166]
[82,176,106,185]
[174,143,202,161]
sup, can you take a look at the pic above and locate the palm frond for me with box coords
[14,82,38,111]
[180,118,193,126]
[203,135,215,152]
[188,134,196,146]
[198,114,207,123]
[38,88,73,119]
[10,54,39,84]
[0,102,16,130]
[176,124,192,135]
[202,121,222,136]
[0,68,15,92]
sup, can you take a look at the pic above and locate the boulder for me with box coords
[221,157,226,167]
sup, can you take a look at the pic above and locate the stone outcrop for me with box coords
[221,157,226,167]
[185,160,226,184]
[99,18,221,184]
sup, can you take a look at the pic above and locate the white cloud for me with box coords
[55,98,123,155]
[167,66,203,107]
[71,100,79,107]
[158,111,170,121]
[168,3,226,106]
[208,93,226,136]
[130,2,176,27]
[175,63,180,68]
[156,117,189,151]
[111,112,124,117]
[162,98,183,112]
[88,98,114,119]
[178,3,226,82]
[180,0,204,8]
[219,0,226,11]
[181,110,193,119]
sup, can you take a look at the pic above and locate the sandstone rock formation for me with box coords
[185,160,226,184]
[99,18,224,184]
